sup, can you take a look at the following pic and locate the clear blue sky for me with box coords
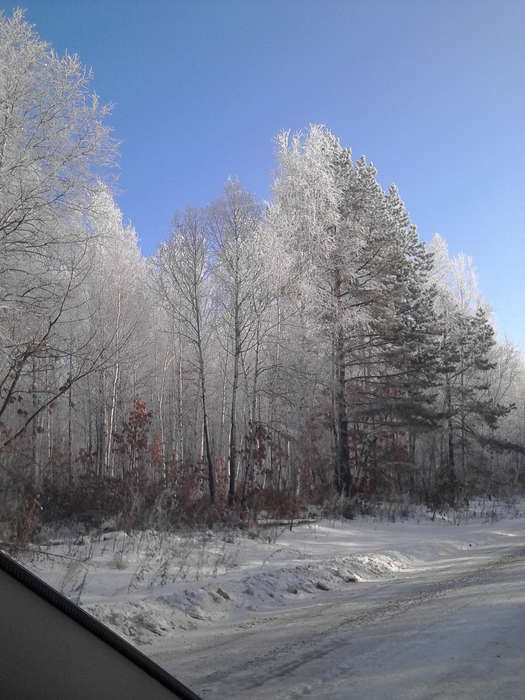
[4,0,525,350]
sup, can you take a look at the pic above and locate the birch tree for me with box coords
[0,9,116,452]
[207,179,265,506]
[156,208,216,504]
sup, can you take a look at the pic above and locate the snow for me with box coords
[19,499,525,652]
[196,543,525,700]
[13,501,525,697]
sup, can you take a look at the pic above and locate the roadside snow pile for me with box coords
[83,550,414,645]
[14,500,525,647]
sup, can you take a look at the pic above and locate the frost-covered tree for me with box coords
[350,186,440,497]
[82,188,147,479]
[207,179,266,505]
[0,9,116,453]
[155,208,216,504]
[1,14,524,536]
[269,126,439,497]
[417,236,517,506]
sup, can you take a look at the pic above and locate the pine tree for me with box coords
[436,304,512,504]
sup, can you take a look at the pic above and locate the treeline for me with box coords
[1,11,524,537]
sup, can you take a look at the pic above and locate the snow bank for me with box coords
[83,550,414,645]
[17,500,525,646]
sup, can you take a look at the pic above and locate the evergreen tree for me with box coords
[351,186,441,496]
[436,305,512,504]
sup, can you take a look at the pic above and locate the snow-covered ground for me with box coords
[18,499,525,650]
[148,501,525,700]
[13,500,525,698]
[163,541,525,700]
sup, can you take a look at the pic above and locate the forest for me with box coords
[1,9,524,544]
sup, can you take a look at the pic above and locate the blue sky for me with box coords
[4,0,524,350]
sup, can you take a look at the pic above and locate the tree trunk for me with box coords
[228,344,240,506]
[106,289,122,477]
[241,318,261,509]
[333,266,351,497]
[197,342,215,504]
[446,376,455,474]
[32,358,39,487]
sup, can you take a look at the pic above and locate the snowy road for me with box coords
[151,543,525,699]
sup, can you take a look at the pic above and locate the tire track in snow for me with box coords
[195,545,525,696]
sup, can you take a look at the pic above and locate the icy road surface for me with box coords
[152,542,525,699]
